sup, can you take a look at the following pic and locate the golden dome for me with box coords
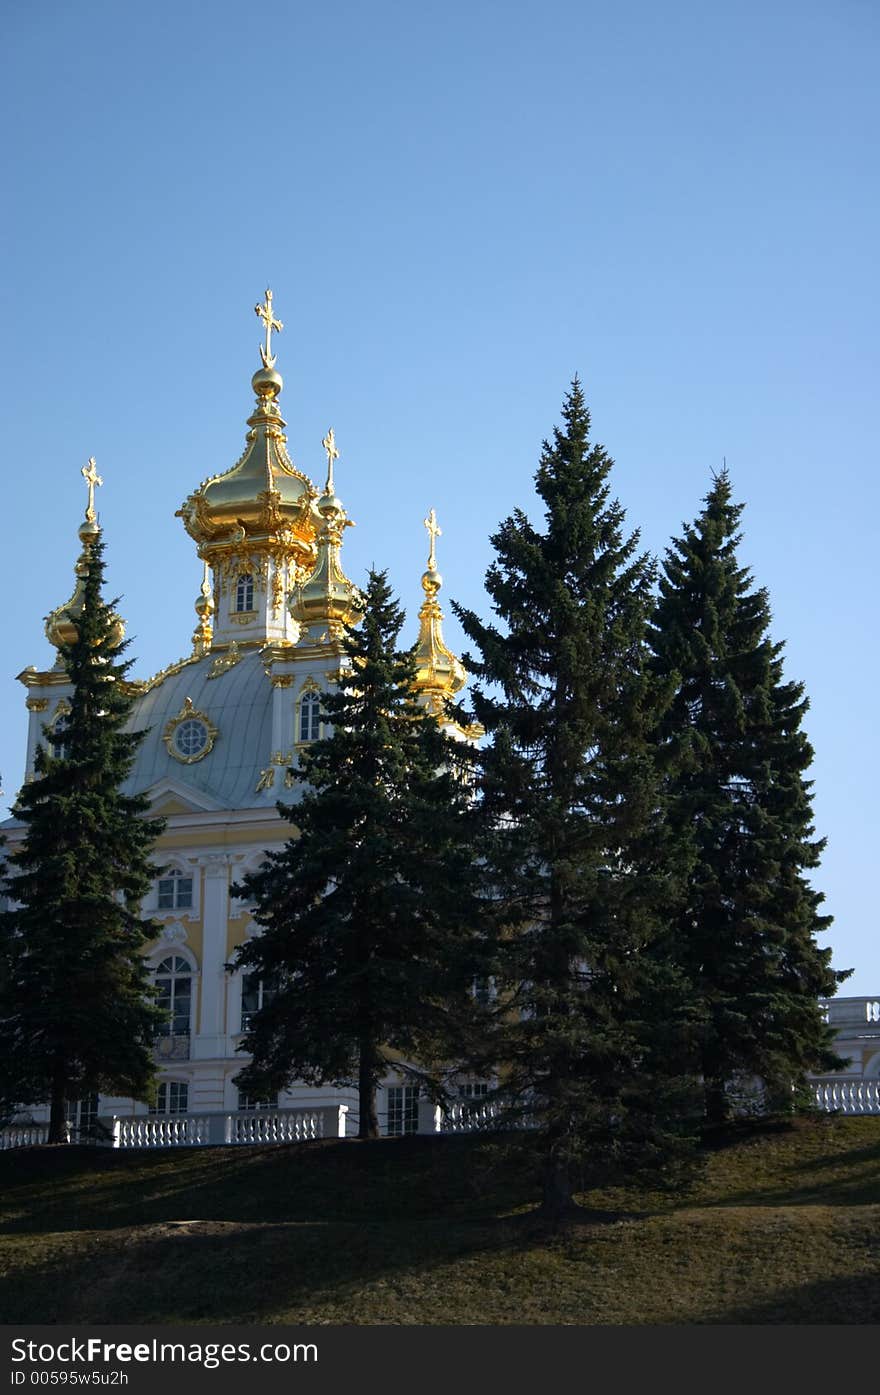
[176,364,318,566]
[176,294,318,576]
[45,468,125,659]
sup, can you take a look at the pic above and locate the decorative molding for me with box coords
[25,698,48,712]
[161,920,188,945]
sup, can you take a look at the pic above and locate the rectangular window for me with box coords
[387,1085,419,1136]
[240,972,278,1032]
[458,1081,489,1099]
[237,1091,278,1112]
[66,1094,99,1133]
[157,874,193,910]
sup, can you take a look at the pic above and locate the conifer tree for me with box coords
[648,471,846,1122]
[0,532,166,1142]
[232,569,486,1139]
[453,381,695,1218]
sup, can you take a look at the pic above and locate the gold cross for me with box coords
[424,507,442,569]
[81,457,103,522]
[255,288,283,368]
[322,428,339,492]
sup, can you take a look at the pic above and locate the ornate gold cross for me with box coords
[82,457,103,522]
[255,288,283,368]
[424,507,441,569]
[322,428,339,492]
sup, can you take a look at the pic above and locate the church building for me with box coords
[10,292,474,1142]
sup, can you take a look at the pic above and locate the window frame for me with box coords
[235,573,255,613]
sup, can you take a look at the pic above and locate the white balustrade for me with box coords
[812,1078,880,1114]
[0,1123,51,1149]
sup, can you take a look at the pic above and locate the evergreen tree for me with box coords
[232,569,487,1139]
[0,532,166,1142]
[648,471,847,1122]
[453,381,696,1218]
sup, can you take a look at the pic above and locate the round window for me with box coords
[173,718,209,760]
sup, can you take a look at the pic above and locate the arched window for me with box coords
[299,690,321,744]
[240,972,278,1032]
[154,956,193,1038]
[157,868,193,910]
[149,1081,189,1115]
[235,574,254,612]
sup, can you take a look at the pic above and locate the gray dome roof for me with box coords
[123,648,291,810]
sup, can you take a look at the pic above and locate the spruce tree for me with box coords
[648,471,847,1123]
[0,532,166,1141]
[453,381,695,1218]
[232,569,486,1139]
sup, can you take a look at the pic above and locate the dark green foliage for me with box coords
[453,381,698,1215]
[232,569,488,1139]
[648,471,847,1121]
[0,532,166,1141]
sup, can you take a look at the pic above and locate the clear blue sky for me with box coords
[1,1,877,990]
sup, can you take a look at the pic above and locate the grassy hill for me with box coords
[1,1114,879,1324]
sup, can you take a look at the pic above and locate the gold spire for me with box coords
[191,560,214,656]
[412,508,465,715]
[290,431,361,641]
[255,288,283,369]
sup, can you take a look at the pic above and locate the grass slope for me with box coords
[1,1115,879,1325]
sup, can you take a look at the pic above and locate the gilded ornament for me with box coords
[25,697,49,712]
[139,654,200,693]
[208,642,244,679]
[255,765,276,792]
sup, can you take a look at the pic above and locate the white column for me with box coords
[194,854,230,1059]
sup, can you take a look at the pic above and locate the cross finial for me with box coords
[322,427,339,493]
[255,288,283,368]
[424,507,442,569]
[81,457,103,523]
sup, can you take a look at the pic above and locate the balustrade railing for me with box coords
[0,1123,52,1149]
[812,1078,880,1115]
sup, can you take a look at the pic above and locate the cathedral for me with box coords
[9,292,475,1143]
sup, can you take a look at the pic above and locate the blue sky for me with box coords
[1,0,877,990]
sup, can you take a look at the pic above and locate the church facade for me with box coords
[9,292,474,1140]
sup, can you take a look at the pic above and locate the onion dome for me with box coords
[176,291,318,575]
[45,459,125,662]
[290,429,362,639]
[412,508,465,714]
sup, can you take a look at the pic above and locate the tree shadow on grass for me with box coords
[699,1270,880,1325]
[0,1135,537,1237]
[0,1213,548,1325]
